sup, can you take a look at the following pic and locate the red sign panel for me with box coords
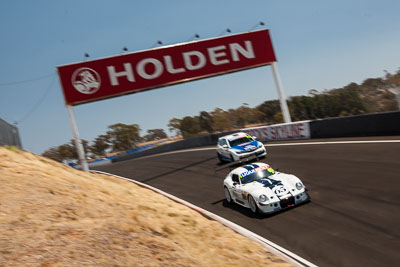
[57,29,276,106]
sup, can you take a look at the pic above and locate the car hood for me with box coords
[231,140,260,152]
[241,173,300,198]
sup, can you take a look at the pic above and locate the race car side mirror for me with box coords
[222,145,228,149]
[233,182,238,186]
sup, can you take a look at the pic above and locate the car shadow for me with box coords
[215,156,266,167]
[218,198,312,219]
[215,158,264,175]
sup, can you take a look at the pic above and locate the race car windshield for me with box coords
[229,136,253,147]
[240,169,275,184]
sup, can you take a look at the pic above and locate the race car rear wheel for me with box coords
[217,153,224,163]
[224,187,232,204]
[248,195,258,214]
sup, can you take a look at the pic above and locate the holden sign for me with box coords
[57,29,277,106]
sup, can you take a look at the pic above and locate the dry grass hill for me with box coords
[0,146,291,266]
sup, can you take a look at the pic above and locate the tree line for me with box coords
[42,124,167,162]
[42,68,399,162]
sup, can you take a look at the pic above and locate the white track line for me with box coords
[91,170,317,267]
[265,140,400,146]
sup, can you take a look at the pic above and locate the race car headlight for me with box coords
[296,182,303,190]
[234,150,245,154]
[259,194,268,203]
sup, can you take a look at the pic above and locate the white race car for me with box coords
[223,162,309,214]
[216,132,267,162]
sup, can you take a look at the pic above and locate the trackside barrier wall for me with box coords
[242,121,311,142]
[0,118,22,148]
[112,131,236,163]
[112,111,400,163]
[309,111,400,138]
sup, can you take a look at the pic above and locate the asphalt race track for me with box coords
[94,137,400,267]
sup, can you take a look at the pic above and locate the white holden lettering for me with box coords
[105,40,257,86]
[183,51,206,70]
[107,63,135,86]
[230,41,255,61]
[164,55,185,74]
[208,45,229,65]
[136,58,163,80]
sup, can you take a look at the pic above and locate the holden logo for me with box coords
[71,68,101,94]
[273,185,288,196]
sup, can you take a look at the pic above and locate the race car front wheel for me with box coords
[248,195,258,214]
[224,187,232,204]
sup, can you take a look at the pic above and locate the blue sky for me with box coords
[1,0,400,154]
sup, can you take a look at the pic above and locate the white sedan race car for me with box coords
[216,132,267,162]
[223,162,309,214]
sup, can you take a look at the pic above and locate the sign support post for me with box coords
[66,105,89,172]
[271,62,292,123]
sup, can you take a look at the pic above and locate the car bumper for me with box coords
[232,148,267,161]
[257,191,309,214]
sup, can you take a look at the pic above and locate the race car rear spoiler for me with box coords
[215,155,260,172]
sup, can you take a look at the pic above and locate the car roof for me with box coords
[231,162,271,175]
[219,132,248,141]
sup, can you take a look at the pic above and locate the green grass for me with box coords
[3,146,21,153]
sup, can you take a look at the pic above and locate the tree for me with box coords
[230,105,263,127]
[256,100,281,123]
[336,89,366,115]
[211,108,231,132]
[49,139,89,162]
[168,118,182,136]
[89,134,110,157]
[198,111,214,133]
[361,78,385,90]
[273,111,283,123]
[106,123,141,151]
[228,108,245,128]
[180,116,201,138]
[57,143,75,161]
[143,129,167,141]
[384,69,400,86]
[288,96,307,121]
[42,147,63,162]
[308,89,320,96]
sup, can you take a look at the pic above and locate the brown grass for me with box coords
[0,146,291,266]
